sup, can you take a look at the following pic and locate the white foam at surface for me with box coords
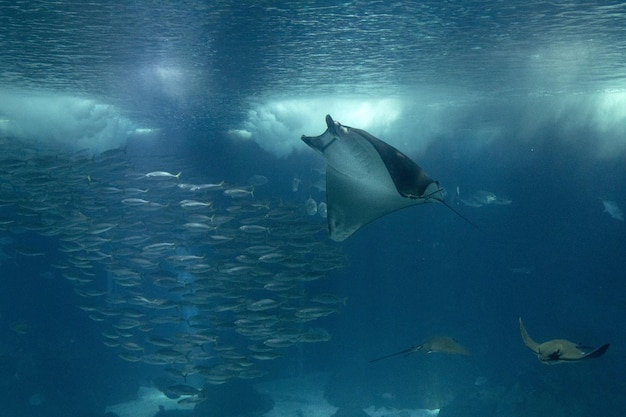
[235,89,626,160]
[241,96,411,158]
[0,90,134,154]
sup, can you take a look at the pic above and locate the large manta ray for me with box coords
[519,317,609,364]
[301,115,471,241]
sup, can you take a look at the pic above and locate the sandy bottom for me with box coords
[106,386,195,417]
[106,373,440,417]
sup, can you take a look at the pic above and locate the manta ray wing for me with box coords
[301,115,444,241]
[559,342,610,361]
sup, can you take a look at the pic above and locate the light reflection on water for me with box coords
[1,1,625,126]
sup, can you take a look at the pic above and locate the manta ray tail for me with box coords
[442,200,480,230]
[518,317,540,353]
[369,346,419,363]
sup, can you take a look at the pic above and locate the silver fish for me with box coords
[144,171,181,179]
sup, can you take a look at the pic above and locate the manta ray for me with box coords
[301,115,475,241]
[369,336,471,363]
[519,317,609,364]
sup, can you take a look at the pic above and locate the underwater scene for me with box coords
[0,1,625,417]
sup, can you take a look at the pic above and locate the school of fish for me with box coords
[0,137,347,401]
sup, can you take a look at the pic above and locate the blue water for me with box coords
[1,1,625,417]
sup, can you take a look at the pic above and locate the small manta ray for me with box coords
[369,336,471,363]
[519,317,609,364]
[301,115,475,241]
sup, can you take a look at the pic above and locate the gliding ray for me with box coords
[519,317,609,364]
[370,336,470,363]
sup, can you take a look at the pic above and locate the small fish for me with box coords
[311,293,347,305]
[264,337,297,348]
[292,177,301,192]
[88,223,117,235]
[121,198,150,206]
[295,306,338,321]
[602,200,624,221]
[305,197,317,215]
[223,265,253,275]
[247,175,269,186]
[142,242,176,252]
[299,328,332,343]
[166,255,205,263]
[239,225,269,234]
[263,282,296,292]
[251,351,282,361]
[183,222,215,232]
[209,235,234,243]
[179,199,212,209]
[112,318,145,330]
[209,215,234,225]
[258,252,288,263]
[177,183,200,191]
[144,171,181,179]
[118,352,142,362]
[194,181,226,191]
[318,202,328,218]
[245,245,279,255]
[121,342,144,352]
[248,298,282,311]
[124,187,149,194]
[224,187,254,198]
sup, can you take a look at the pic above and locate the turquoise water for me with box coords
[0,1,624,416]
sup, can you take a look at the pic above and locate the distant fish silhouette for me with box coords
[510,266,533,275]
[519,317,609,364]
[369,336,470,363]
[301,115,475,241]
[602,200,624,221]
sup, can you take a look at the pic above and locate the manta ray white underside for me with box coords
[301,115,445,241]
